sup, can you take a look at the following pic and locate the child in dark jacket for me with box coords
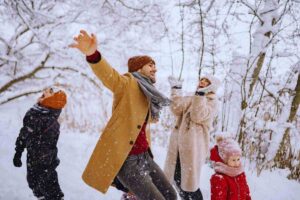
[210,135,251,200]
[13,87,67,200]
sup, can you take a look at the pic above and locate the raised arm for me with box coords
[190,94,218,124]
[170,88,187,116]
[70,30,128,93]
[168,76,187,116]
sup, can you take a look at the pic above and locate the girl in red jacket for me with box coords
[210,136,251,200]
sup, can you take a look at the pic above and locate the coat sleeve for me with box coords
[246,188,252,200]
[211,174,228,200]
[244,175,252,200]
[15,112,41,153]
[170,88,188,116]
[89,57,129,94]
[190,95,217,124]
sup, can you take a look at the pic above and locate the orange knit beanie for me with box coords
[39,90,67,110]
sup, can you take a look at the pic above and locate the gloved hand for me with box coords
[168,76,183,88]
[195,85,212,96]
[52,157,60,168]
[13,152,22,167]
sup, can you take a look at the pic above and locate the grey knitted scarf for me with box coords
[132,72,171,121]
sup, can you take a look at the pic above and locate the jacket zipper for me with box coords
[234,177,240,200]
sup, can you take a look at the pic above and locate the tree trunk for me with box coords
[274,73,300,174]
[238,18,276,146]
[248,52,266,97]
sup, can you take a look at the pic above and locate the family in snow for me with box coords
[13,30,251,200]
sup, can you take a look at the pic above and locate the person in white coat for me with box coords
[164,75,220,200]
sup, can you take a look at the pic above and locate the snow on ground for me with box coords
[0,101,300,200]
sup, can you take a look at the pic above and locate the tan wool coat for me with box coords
[164,88,218,192]
[82,57,152,194]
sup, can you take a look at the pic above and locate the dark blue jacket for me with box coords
[15,104,61,167]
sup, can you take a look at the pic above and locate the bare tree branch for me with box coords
[43,66,102,90]
[178,0,185,80]
[0,54,50,94]
[241,0,264,24]
[276,0,291,23]
[0,89,42,105]
[116,0,148,12]
[197,0,205,78]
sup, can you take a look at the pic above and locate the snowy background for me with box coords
[1,0,300,199]
[1,100,300,200]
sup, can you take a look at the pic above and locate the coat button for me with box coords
[129,140,134,145]
[137,125,141,129]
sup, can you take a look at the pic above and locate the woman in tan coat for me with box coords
[164,75,220,200]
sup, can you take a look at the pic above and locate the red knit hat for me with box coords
[127,55,155,72]
[39,90,67,110]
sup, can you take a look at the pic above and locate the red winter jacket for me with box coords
[210,146,251,200]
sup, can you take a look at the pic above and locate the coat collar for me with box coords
[32,103,62,119]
